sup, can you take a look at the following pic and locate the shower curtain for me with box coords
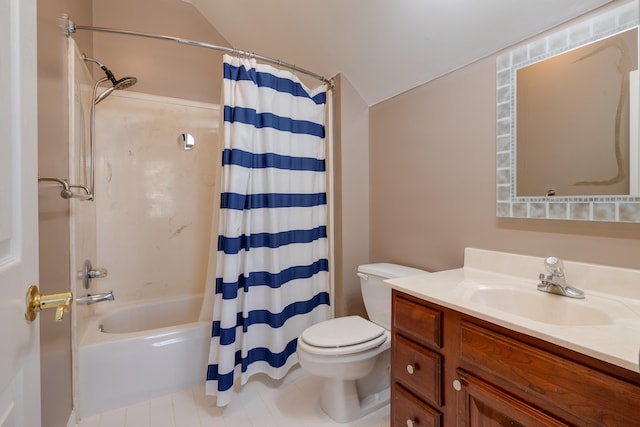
[206,55,331,406]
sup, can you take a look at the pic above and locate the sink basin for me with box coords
[467,286,614,326]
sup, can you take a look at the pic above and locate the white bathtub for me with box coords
[78,294,211,418]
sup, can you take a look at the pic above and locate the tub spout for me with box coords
[76,291,115,305]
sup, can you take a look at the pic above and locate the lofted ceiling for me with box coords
[187,0,615,106]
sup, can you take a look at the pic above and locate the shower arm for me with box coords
[82,55,117,85]
[62,16,335,90]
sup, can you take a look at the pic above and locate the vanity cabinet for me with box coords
[391,290,640,427]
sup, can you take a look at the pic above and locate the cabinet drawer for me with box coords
[392,383,442,427]
[460,321,640,426]
[393,293,442,348]
[393,334,442,406]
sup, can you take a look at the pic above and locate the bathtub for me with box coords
[78,294,211,418]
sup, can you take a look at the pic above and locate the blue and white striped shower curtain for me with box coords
[206,55,331,406]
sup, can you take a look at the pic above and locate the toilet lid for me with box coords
[301,315,385,348]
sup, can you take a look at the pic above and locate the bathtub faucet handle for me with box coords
[81,259,108,289]
[87,267,108,279]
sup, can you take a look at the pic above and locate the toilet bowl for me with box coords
[296,263,428,423]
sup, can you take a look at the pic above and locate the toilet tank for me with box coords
[357,263,429,330]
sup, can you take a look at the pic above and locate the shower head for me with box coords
[82,54,138,104]
[94,76,138,104]
[113,76,137,90]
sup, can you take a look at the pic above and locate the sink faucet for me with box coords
[537,257,585,299]
[76,291,115,305]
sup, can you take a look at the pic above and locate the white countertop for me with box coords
[384,248,640,374]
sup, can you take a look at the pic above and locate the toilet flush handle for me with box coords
[356,272,368,281]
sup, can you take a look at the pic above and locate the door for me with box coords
[0,0,41,426]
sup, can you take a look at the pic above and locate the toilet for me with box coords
[296,263,428,423]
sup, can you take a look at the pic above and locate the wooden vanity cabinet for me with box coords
[391,290,640,427]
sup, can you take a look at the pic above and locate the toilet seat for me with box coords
[299,316,387,356]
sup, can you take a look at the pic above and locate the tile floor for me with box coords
[77,366,390,427]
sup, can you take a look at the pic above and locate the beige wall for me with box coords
[92,0,230,104]
[370,13,640,275]
[333,75,370,318]
[37,1,92,426]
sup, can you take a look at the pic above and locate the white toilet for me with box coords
[296,263,428,423]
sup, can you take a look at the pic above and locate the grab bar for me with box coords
[38,176,94,200]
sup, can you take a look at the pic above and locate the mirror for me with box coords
[496,1,640,222]
[517,28,637,197]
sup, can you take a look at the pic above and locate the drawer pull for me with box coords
[452,379,462,391]
[406,419,415,427]
[406,364,416,374]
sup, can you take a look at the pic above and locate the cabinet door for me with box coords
[456,370,569,427]
[459,320,640,425]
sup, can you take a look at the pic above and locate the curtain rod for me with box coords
[63,16,335,90]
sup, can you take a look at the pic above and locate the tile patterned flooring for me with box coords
[77,366,390,427]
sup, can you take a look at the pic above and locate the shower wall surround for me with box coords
[69,41,97,347]
[93,91,220,302]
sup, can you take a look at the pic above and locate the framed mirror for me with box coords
[496,1,640,222]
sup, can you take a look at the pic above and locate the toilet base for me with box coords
[320,378,390,423]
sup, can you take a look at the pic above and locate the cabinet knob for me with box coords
[406,419,415,427]
[406,364,415,374]
[452,379,462,391]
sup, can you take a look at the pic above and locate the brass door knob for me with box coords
[25,285,73,322]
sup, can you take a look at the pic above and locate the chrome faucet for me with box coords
[76,291,115,305]
[537,257,584,299]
